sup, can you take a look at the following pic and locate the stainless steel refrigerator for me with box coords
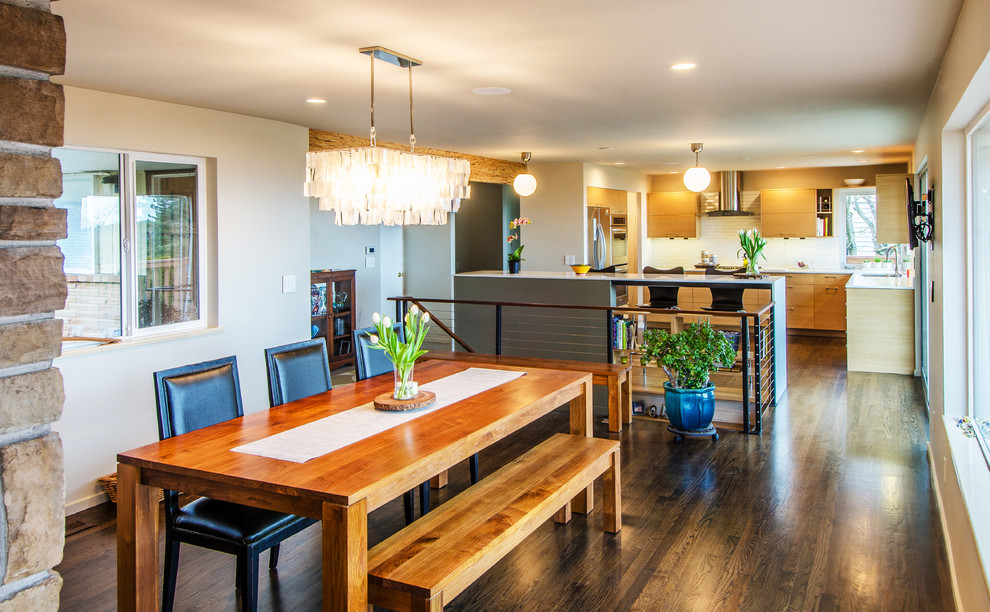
[587,207,628,270]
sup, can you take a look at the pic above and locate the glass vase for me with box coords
[393,362,417,400]
[745,259,760,276]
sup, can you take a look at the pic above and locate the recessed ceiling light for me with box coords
[663,161,679,165]
[856,159,869,164]
[775,166,786,169]
[737,157,750,161]
[668,171,679,174]
[615,162,625,165]
[598,146,614,151]
[306,97,327,104]
[670,63,698,71]
[472,86,512,96]
[851,149,865,153]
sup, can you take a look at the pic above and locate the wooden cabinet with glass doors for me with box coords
[310,269,356,370]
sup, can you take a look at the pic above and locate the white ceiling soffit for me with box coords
[53,0,963,173]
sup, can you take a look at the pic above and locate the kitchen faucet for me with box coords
[882,245,901,277]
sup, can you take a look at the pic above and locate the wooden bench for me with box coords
[368,433,621,612]
[424,351,632,433]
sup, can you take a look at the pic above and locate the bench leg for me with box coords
[603,449,622,533]
[412,593,443,611]
[554,503,572,524]
[607,376,621,433]
[569,378,594,515]
[621,372,633,425]
[430,470,448,489]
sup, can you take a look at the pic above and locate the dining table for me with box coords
[116,359,594,611]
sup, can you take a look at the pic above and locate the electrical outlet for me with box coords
[564,255,576,265]
[281,275,296,294]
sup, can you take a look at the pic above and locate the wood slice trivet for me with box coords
[732,272,768,278]
[373,390,437,411]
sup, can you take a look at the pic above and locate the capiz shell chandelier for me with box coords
[304,47,471,226]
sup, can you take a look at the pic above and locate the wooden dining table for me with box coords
[116,359,594,611]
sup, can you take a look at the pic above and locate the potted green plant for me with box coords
[506,217,531,273]
[640,321,736,441]
[737,228,767,276]
[369,306,431,400]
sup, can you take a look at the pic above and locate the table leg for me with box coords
[569,377,594,514]
[322,499,368,611]
[430,470,448,489]
[116,463,159,612]
[607,375,621,433]
[621,372,633,425]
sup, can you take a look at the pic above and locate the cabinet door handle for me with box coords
[825,287,838,294]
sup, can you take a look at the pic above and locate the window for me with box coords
[54,148,205,339]
[971,115,990,421]
[842,188,881,266]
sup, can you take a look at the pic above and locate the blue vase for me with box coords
[663,382,716,431]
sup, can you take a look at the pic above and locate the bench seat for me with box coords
[368,433,621,611]
[424,351,632,433]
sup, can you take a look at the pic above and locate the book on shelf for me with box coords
[611,316,636,350]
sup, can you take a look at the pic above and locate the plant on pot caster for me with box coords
[641,321,736,441]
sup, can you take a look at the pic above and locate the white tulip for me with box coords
[410,304,419,315]
[372,312,381,324]
[369,334,380,345]
[383,316,391,327]
[422,312,430,323]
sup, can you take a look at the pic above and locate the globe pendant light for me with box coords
[512,152,538,197]
[304,47,471,226]
[683,142,711,192]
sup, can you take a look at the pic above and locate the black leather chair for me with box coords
[354,325,481,515]
[264,338,332,407]
[642,266,684,308]
[154,356,315,612]
[703,267,747,311]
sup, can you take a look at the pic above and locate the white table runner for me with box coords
[231,367,525,463]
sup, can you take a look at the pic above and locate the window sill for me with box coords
[55,326,223,359]
[943,415,990,586]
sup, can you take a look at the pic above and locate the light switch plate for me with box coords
[564,255,576,265]
[281,275,296,294]
[366,256,376,268]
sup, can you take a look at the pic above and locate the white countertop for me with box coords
[455,270,785,287]
[845,273,915,290]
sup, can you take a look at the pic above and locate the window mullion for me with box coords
[120,154,138,337]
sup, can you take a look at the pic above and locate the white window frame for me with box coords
[835,186,878,268]
[57,146,208,340]
[966,102,990,420]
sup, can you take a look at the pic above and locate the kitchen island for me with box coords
[846,274,916,374]
[452,270,787,403]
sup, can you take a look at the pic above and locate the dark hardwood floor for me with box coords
[57,336,955,611]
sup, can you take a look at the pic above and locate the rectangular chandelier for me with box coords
[304,46,471,226]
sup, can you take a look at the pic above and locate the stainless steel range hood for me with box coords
[706,171,753,216]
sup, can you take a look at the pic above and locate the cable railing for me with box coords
[390,296,775,434]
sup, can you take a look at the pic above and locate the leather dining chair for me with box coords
[153,356,315,612]
[353,325,481,517]
[703,267,748,311]
[642,266,684,308]
[264,338,332,407]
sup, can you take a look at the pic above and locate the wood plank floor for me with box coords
[56,336,955,611]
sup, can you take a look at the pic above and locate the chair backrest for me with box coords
[264,338,332,407]
[704,267,747,311]
[154,356,243,440]
[354,323,403,381]
[643,266,684,308]
[590,264,619,273]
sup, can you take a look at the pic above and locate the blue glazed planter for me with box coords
[663,382,716,431]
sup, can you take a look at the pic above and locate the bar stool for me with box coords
[642,266,684,308]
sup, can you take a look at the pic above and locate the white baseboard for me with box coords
[65,491,110,517]
[929,442,964,612]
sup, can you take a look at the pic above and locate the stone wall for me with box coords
[0,0,67,608]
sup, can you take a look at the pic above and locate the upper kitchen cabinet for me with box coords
[760,189,817,238]
[875,173,913,244]
[588,186,627,213]
[647,191,699,238]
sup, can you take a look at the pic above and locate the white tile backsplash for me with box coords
[646,191,843,270]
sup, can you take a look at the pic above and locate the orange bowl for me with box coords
[570,264,592,275]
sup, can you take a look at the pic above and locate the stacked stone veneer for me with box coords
[0,0,68,609]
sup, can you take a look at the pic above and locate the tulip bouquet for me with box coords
[369,305,431,400]
[737,228,767,276]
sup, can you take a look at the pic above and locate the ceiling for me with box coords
[52,0,963,174]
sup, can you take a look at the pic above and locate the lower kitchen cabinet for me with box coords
[780,273,849,331]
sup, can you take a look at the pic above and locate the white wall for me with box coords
[520,162,586,270]
[54,87,311,512]
[914,0,990,608]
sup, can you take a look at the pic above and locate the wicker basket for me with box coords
[98,473,163,504]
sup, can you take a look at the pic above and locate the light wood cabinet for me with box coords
[876,173,913,244]
[588,186,627,213]
[646,192,699,238]
[760,189,817,238]
[778,273,849,331]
